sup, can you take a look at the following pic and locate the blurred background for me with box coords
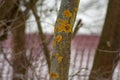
[0,0,119,80]
[26,0,108,35]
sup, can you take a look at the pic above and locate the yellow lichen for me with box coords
[57,18,68,24]
[63,10,72,18]
[56,18,72,33]
[57,19,72,32]
[58,56,63,63]
[57,26,63,32]
[74,8,78,12]
[55,53,59,58]
[56,35,62,42]
[54,53,63,63]
[50,72,59,78]
[63,24,72,32]
[60,22,72,33]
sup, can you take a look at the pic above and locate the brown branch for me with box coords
[69,68,88,80]
[72,19,83,38]
[30,0,50,72]
[0,46,13,66]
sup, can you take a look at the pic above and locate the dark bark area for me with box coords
[0,0,18,41]
[11,14,29,80]
[0,0,30,80]
[89,0,120,80]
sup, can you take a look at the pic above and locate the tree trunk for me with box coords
[11,14,30,80]
[8,1,30,80]
[50,0,80,80]
[0,0,35,80]
[89,0,120,80]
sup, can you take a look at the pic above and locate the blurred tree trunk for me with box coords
[50,0,80,80]
[0,0,29,80]
[89,0,120,80]
[11,14,30,80]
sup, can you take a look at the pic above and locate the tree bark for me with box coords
[50,0,80,80]
[11,12,30,80]
[0,0,18,41]
[89,0,120,80]
[7,1,30,80]
[0,0,29,80]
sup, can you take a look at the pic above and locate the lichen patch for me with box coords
[63,10,72,18]
[50,72,59,78]
[56,35,62,42]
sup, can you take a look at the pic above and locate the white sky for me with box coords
[26,0,108,35]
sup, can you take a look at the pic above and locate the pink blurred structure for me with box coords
[0,34,119,80]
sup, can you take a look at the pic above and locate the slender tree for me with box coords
[50,0,80,80]
[0,1,28,80]
[29,0,50,72]
[11,13,30,80]
[89,0,120,80]
[0,0,36,80]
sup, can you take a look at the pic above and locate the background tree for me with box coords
[0,0,53,79]
[11,6,29,80]
[7,0,30,80]
[50,0,80,80]
[0,0,36,80]
[89,0,120,80]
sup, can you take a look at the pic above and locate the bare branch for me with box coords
[30,0,50,72]
[72,19,83,38]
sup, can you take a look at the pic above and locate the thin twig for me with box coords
[30,0,50,72]
[0,45,13,66]
[72,19,83,38]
